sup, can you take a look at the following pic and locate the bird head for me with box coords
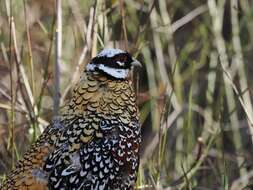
[86,48,141,79]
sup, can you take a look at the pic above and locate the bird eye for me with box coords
[115,55,127,65]
[121,56,127,62]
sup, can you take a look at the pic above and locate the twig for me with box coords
[6,0,15,168]
[120,0,128,50]
[90,0,98,57]
[11,16,39,134]
[67,0,86,43]
[155,5,208,33]
[231,0,253,130]
[23,0,35,97]
[133,0,156,50]
[54,0,62,116]
[230,170,253,190]
[166,133,218,189]
[37,17,56,113]
[0,102,27,114]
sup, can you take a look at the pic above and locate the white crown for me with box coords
[97,48,125,58]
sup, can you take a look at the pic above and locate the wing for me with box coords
[1,119,64,190]
[43,116,141,190]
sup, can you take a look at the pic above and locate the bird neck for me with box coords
[61,72,138,123]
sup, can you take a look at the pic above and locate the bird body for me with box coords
[1,49,141,190]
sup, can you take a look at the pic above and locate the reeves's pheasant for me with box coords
[1,48,141,190]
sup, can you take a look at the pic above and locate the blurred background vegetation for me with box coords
[1,0,253,189]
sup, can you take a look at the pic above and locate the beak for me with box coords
[131,58,142,67]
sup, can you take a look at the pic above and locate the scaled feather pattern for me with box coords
[1,49,141,190]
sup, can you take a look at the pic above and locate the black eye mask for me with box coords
[91,53,133,70]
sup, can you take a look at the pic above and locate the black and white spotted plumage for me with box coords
[44,118,140,190]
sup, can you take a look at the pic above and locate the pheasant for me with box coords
[1,48,141,190]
